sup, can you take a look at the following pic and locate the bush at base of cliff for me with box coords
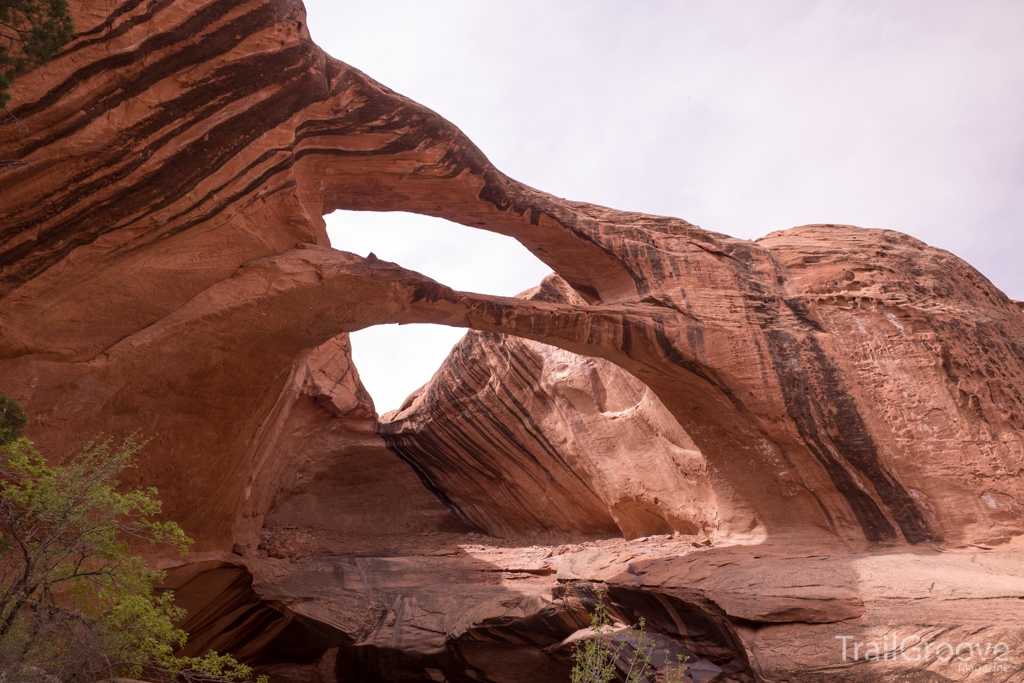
[0,406,265,683]
[570,590,689,683]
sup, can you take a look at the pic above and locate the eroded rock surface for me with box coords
[380,275,733,542]
[160,532,1024,683]
[2,1,1024,681]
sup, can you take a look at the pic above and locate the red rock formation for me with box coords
[380,275,736,542]
[2,0,1024,680]
[5,0,1023,551]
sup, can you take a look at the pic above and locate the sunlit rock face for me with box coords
[380,275,735,543]
[2,0,1024,681]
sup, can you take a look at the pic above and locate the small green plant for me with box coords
[662,649,691,683]
[0,394,26,446]
[570,591,618,683]
[570,589,689,683]
[0,397,266,682]
[622,617,655,683]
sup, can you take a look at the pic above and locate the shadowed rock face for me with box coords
[2,1,1024,680]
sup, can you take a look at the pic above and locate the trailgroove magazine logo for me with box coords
[836,634,1013,672]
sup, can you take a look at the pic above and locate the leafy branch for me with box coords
[0,394,267,683]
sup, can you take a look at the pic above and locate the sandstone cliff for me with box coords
[2,1,1023,681]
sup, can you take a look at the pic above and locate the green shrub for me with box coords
[0,394,26,446]
[570,589,689,683]
[0,398,265,682]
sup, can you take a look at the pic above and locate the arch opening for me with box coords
[326,209,552,412]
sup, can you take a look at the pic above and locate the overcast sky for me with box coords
[307,0,1024,412]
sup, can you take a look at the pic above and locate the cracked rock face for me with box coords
[2,1,1024,681]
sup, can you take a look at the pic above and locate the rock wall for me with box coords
[380,275,742,542]
[2,0,1024,680]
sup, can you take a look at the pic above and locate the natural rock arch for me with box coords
[2,0,1022,556]
[5,3,1024,680]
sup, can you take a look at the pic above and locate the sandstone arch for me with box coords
[4,2,1024,679]
[2,0,1023,555]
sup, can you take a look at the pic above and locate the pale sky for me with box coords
[309,0,1024,412]
[327,212,551,412]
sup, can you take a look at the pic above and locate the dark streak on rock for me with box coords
[652,320,746,416]
[763,329,938,544]
[1,43,324,293]
[782,297,825,332]
[63,0,177,56]
[377,434,485,533]
[12,0,281,124]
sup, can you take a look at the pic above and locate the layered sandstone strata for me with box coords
[2,0,1023,681]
